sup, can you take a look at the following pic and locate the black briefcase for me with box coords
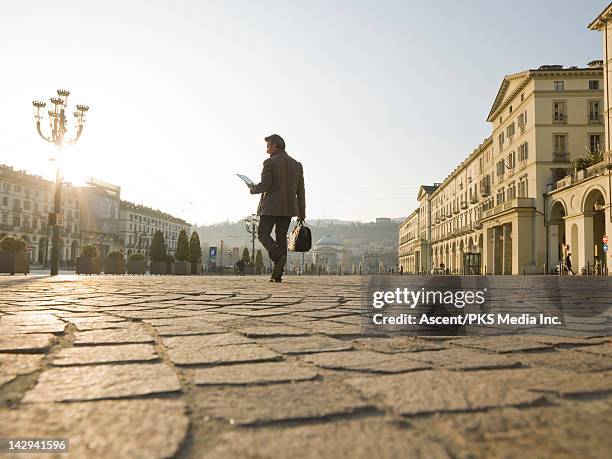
[288,221,312,252]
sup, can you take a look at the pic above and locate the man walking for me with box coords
[249,134,305,282]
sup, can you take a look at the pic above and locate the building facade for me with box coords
[119,201,191,258]
[0,165,191,264]
[0,165,81,266]
[401,62,608,275]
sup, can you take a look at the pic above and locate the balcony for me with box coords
[553,152,570,162]
[480,188,490,198]
[553,114,566,124]
[481,197,535,220]
[470,196,478,204]
[460,201,468,210]
[588,115,603,124]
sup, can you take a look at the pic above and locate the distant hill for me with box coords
[194,217,403,255]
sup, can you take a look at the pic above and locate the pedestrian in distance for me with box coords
[248,134,306,283]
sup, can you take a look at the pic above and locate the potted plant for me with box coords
[0,235,29,275]
[149,230,168,275]
[76,245,101,275]
[105,251,126,275]
[189,231,202,275]
[127,253,146,275]
[174,230,191,275]
[166,254,176,275]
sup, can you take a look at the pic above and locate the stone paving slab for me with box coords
[447,335,553,353]
[194,361,319,385]
[0,333,56,353]
[0,399,189,459]
[257,335,353,354]
[195,381,374,425]
[353,337,446,353]
[73,326,154,345]
[23,363,181,402]
[515,349,612,372]
[205,419,450,459]
[402,348,521,370]
[346,370,544,416]
[416,400,612,459]
[168,343,280,365]
[0,354,44,387]
[52,344,159,366]
[303,350,431,373]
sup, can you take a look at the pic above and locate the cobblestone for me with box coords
[0,275,610,458]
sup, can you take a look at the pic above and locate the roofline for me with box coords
[430,136,493,200]
[486,67,602,122]
[589,2,612,30]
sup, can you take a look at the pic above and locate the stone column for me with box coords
[503,223,512,275]
[583,211,595,271]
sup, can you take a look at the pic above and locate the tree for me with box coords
[175,230,190,262]
[150,230,167,262]
[255,249,263,274]
[189,231,202,263]
[242,247,250,264]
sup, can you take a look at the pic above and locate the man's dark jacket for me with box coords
[250,150,305,219]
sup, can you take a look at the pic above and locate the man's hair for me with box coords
[265,134,285,150]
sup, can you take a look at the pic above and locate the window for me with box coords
[507,151,516,169]
[553,134,568,161]
[518,175,529,198]
[521,93,524,102]
[496,189,505,206]
[496,159,506,177]
[13,199,20,211]
[24,201,30,210]
[2,183,9,192]
[13,215,20,226]
[589,134,602,153]
[589,80,600,90]
[506,122,515,137]
[588,100,601,123]
[1,197,7,206]
[553,81,564,91]
[507,182,516,200]
[498,132,505,149]
[1,213,6,225]
[553,101,566,123]
[518,110,528,129]
[518,142,529,162]
[509,105,513,114]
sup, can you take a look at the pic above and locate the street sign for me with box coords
[603,235,609,244]
[604,244,609,253]
[55,215,64,227]
[209,247,217,261]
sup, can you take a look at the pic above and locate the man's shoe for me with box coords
[271,253,287,281]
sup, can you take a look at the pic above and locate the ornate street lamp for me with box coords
[32,89,89,275]
[244,214,259,263]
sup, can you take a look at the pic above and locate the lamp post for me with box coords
[245,214,259,263]
[32,90,89,275]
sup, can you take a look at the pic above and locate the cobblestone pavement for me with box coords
[0,275,610,459]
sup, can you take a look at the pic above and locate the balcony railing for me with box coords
[553,152,570,162]
[481,197,535,220]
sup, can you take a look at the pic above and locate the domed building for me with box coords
[313,235,345,273]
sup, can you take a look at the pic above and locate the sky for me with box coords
[0,0,605,225]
